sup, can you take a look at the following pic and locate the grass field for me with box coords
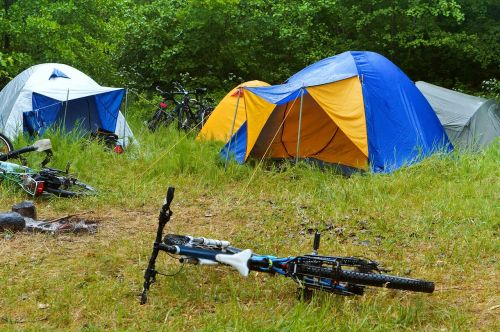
[0,117,498,331]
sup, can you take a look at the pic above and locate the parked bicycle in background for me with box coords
[146,82,214,132]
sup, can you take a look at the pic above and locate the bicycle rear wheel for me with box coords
[45,180,97,198]
[0,133,14,156]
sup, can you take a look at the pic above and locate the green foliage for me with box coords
[1,0,130,86]
[118,0,499,92]
[0,0,498,92]
[481,78,500,100]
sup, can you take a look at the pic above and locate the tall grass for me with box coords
[0,116,498,331]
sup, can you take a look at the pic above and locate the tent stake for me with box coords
[296,88,304,164]
[224,87,242,171]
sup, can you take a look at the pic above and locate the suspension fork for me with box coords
[140,187,175,304]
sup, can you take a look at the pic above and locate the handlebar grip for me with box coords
[163,187,175,210]
[0,145,36,161]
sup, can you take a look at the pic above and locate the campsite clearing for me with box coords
[0,124,498,331]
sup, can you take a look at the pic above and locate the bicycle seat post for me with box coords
[312,231,321,255]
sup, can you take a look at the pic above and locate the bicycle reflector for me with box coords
[114,145,124,154]
[160,102,168,109]
[35,181,45,196]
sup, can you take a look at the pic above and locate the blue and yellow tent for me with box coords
[200,51,451,173]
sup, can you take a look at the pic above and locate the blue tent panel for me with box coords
[49,68,70,80]
[23,93,62,135]
[23,90,125,136]
[285,51,358,86]
[245,85,310,105]
[220,122,248,163]
[94,89,125,132]
[351,51,451,172]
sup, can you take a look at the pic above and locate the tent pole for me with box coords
[224,87,242,171]
[63,89,69,132]
[123,88,129,148]
[296,88,304,164]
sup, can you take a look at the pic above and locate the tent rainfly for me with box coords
[199,51,451,173]
[197,80,270,142]
[0,63,134,145]
[416,81,500,150]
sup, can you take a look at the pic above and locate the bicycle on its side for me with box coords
[140,187,435,304]
[0,139,96,197]
[146,82,213,132]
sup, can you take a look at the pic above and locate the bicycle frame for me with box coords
[141,187,430,304]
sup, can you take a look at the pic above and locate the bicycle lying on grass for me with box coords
[0,139,96,197]
[140,187,435,304]
[146,82,214,132]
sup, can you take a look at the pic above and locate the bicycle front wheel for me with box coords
[337,269,434,293]
[146,109,164,132]
[0,133,14,156]
[296,263,434,293]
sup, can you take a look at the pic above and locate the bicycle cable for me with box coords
[155,253,186,278]
[156,263,185,278]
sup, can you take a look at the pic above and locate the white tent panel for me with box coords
[0,63,134,145]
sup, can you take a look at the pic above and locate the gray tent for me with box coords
[416,81,500,150]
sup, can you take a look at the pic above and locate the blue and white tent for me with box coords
[0,63,134,145]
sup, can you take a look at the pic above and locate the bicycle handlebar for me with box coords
[156,83,209,100]
[0,139,52,161]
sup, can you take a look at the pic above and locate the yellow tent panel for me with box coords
[197,80,269,142]
[245,78,368,168]
[307,77,368,157]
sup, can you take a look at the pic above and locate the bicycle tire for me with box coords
[162,111,176,128]
[45,180,97,198]
[0,133,14,155]
[297,263,434,293]
[147,109,164,132]
[198,106,213,128]
[177,104,193,131]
